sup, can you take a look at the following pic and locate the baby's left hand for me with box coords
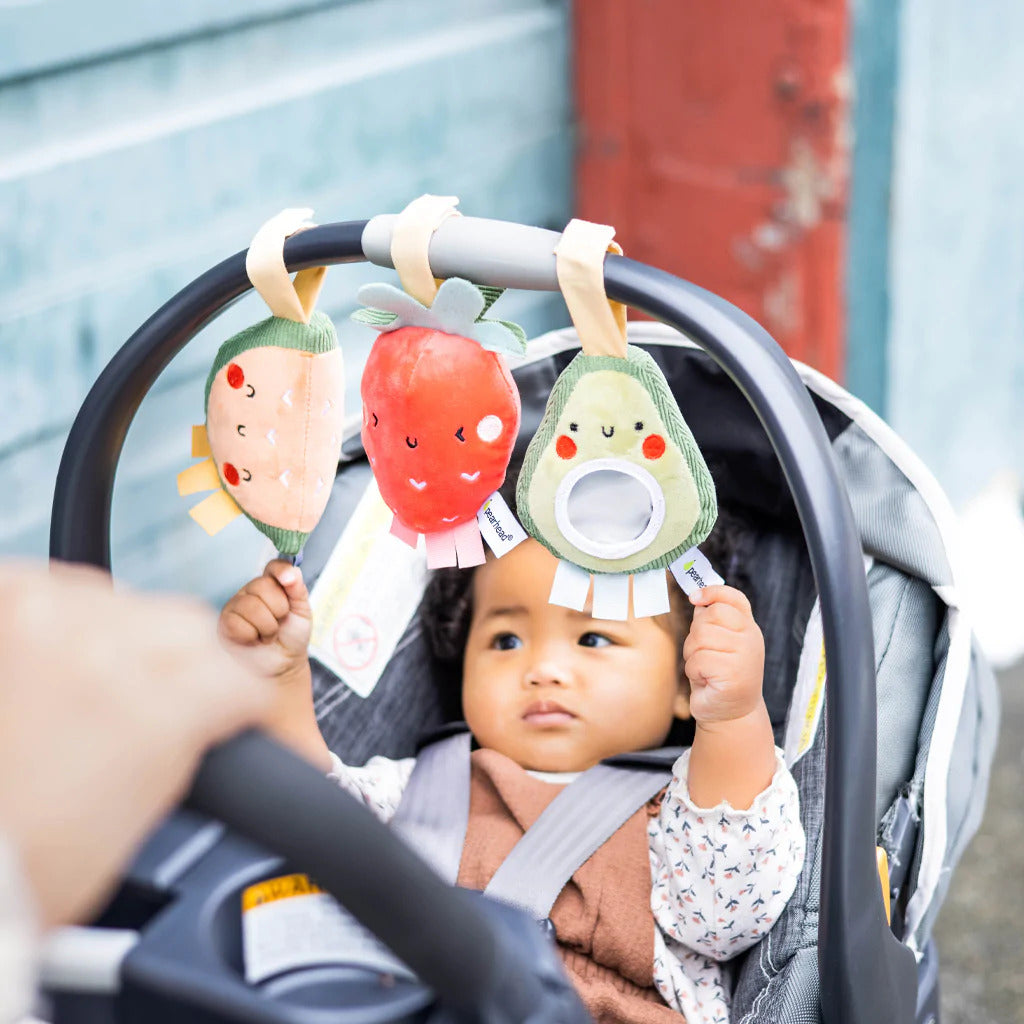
[682,585,765,726]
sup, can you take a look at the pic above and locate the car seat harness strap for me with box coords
[391,732,472,885]
[482,761,671,920]
[392,732,673,922]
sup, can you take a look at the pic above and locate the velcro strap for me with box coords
[245,208,325,323]
[390,194,461,306]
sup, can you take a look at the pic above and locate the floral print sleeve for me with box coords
[327,752,415,823]
[649,747,805,963]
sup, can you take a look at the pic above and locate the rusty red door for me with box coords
[574,0,849,379]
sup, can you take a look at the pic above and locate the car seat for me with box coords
[43,214,999,1024]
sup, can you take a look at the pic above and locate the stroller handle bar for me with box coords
[49,217,918,1024]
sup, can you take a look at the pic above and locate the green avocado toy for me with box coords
[517,345,716,575]
[516,219,720,619]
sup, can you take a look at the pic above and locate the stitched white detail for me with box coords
[476,414,503,442]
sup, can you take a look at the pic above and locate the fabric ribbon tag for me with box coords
[669,546,724,596]
[476,491,528,557]
[390,194,461,307]
[554,218,628,358]
[245,208,325,324]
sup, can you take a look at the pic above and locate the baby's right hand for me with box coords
[219,560,312,681]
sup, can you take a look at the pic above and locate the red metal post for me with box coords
[574,0,849,379]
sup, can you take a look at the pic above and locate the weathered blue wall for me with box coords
[0,0,572,602]
[847,0,899,415]
[886,0,1024,507]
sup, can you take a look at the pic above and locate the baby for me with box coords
[220,537,805,1024]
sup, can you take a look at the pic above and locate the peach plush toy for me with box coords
[178,209,344,558]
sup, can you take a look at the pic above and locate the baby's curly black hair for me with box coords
[418,462,754,735]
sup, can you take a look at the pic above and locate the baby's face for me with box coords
[462,540,687,773]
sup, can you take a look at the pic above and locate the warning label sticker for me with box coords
[309,480,428,698]
[241,873,415,984]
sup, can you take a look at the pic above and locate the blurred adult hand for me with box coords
[0,561,273,930]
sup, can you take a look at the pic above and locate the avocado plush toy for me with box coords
[516,218,720,619]
[517,345,717,575]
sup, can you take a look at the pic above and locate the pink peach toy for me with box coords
[178,312,344,557]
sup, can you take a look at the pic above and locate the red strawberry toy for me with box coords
[353,279,526,568]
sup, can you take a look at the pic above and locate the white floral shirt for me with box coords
[328,746,805,1024]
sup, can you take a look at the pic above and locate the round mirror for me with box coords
[554,459,665,560]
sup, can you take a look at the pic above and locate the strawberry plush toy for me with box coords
[353,277,527,568]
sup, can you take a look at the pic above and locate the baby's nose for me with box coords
[524,659,571,688]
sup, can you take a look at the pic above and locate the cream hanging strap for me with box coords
[390,194,461,307]
[554,218,628,358]
[245,207,326,324]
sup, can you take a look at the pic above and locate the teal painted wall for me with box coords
[0,0,572,602]
[881,0,1024,507]
[847,0,899,415]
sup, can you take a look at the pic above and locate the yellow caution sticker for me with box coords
[242,873,323,912]
[240,872,415,984]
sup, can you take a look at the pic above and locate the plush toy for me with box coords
[516,219,720,619]
[353,277,526,568]
[178,209,344,558]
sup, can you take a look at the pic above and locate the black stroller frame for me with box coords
[48,216,919,1024]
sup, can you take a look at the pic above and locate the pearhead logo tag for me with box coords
[681,560,706,588]
[670,547,724,596]
[482,503,514,543]
[477,492,527,556]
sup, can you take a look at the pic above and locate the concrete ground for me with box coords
[934,660,1024,1023]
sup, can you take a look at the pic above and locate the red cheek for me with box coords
[643,434,666,459]
[556,435,577,460]
[222,462,240,486]
[226,363,244,389]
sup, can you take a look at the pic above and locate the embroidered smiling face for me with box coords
[361,325,520,534]
[517,346,717,575]
[205,329,345,535]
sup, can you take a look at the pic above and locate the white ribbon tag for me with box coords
[549,559,591,611]
[669,546,725,596]
[631,569,671,617]
[477,491,528,557]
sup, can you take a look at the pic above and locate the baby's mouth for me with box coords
[521,700,576,727]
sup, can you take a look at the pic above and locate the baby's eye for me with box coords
[491,632,522,651]
[578,632,613,648]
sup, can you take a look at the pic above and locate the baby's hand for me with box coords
[219,560,312,681]
[682,585,765,726]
